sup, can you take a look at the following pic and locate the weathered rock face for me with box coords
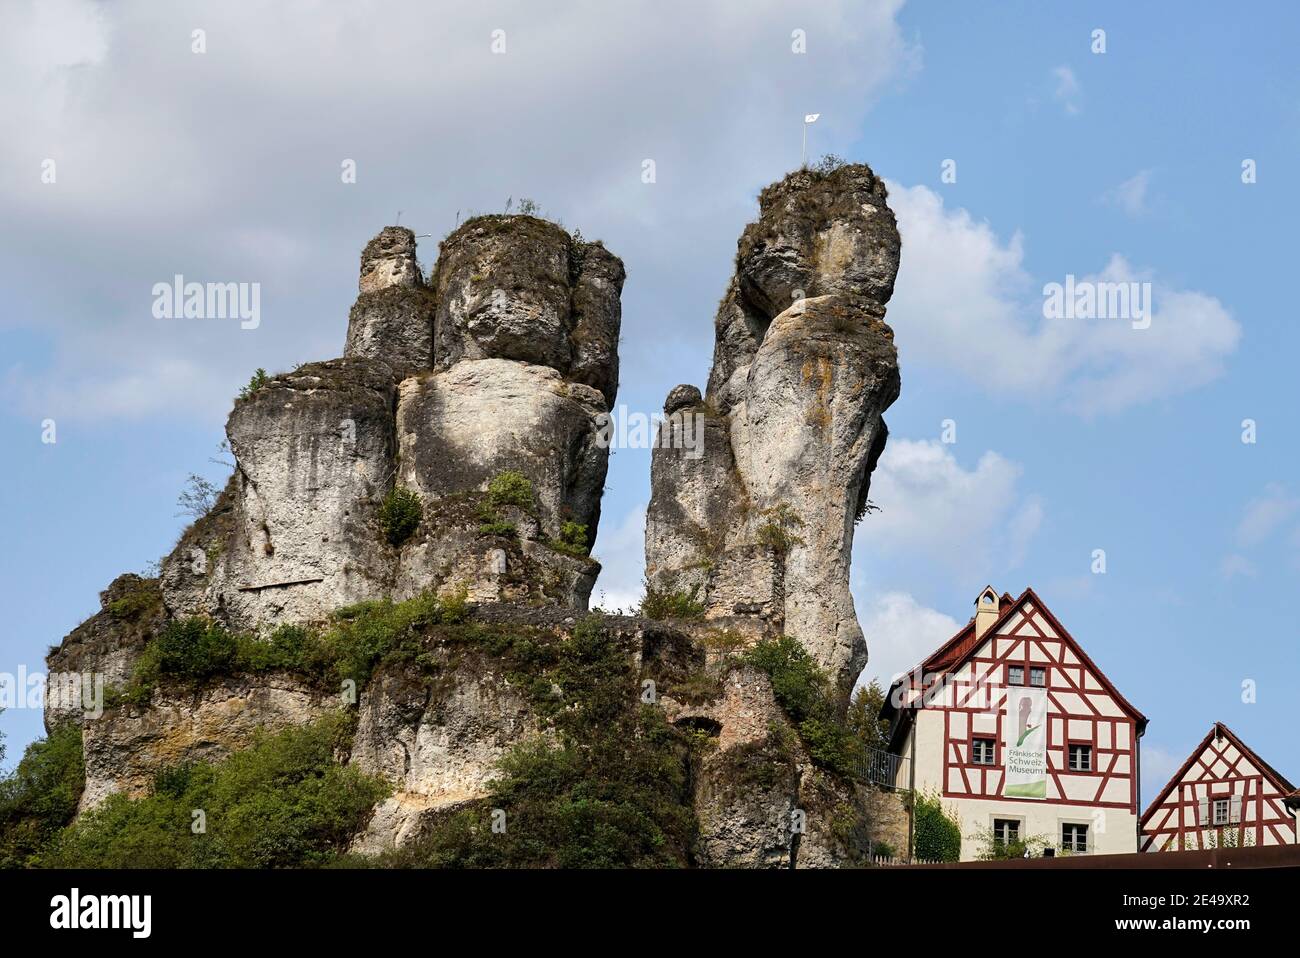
[646,164,902,689]
[346,226,437,376]
[78,675,335,812]
[659,656,874,868]
[155,218,623,630]
[45,575,165,728]
[41,181,894,867]
[348,655,545,853]
[430,216,624,408]
[396,359,610,540]
[359,226,424,294]
[162,357,401,630]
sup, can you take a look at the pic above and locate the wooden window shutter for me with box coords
[1229,796,1242,824]
[1198,798,1209,825]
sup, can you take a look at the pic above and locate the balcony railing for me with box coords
[855,744,908,789]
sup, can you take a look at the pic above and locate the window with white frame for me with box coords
[972,737,996,765]
[1061,822,1088,853]
[1212,798,1230,826]
[1007,665,1025,686]
[1067,743,1092,771]
[993,818,1020,846]
[1029,666,1046,687]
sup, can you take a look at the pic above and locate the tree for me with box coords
[846,680,890,750]
[176,473,220,519]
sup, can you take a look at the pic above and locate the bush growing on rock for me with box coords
[742,636,866,778]
[486,470,536,510]
[755,505,805,556]
[38,715,387,868]
[377,487,423,546]
[237,367,270,401]
[548,520,589,557]
[109,590,472,705]
[638,581,706,620]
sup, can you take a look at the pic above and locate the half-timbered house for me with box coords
[1139,722,1298,851]
[880,586,1147,860]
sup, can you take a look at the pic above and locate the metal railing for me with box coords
[855,744,908,789]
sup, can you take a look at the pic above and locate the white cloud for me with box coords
[1052,65,1081,114]
[855,591,960,689]
[1235,483,1299,548]
[885,183,1241,416]
[1103,169,1152,217]
[590,502,648,614]
[0,0,916,423]
[865,438,1043,579]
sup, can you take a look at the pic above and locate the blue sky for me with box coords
[1,1,1296,805]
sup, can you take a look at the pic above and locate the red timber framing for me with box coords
[1139,722,1298,851]
[886,588,1147,813]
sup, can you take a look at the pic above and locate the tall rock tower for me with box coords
[645,164,901,690]
[160,216,624,629]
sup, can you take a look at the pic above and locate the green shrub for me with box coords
[846,680,891,750]
[238,368,271,401]
[742,636,866,778]
[320,590,469,685]
[106,583,161,620]
[548,521,589,558]
[236,624,324,674]
[972,826,1051,860]
[378,487,423,546]
[913,790,962,862]
[0,723,85,868]
[138,618,239,682]
[113,591,469,704]
[477,520,517,537]
[487,470,535,510]
[40,715,388,868]
[638,580,705,620]
[811,153,848,175]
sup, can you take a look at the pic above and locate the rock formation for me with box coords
[646,163,901,690]
[40,169,905,868]
[160,219,623,630]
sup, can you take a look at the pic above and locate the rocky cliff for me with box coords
[159,216,621,630]
[646,163,901,690]
[39,167,903,868]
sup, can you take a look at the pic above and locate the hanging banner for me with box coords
[1003,686,1048,799]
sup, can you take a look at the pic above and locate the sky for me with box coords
[1,0,1297,806]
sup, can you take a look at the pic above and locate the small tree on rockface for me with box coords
[846,679,891,751]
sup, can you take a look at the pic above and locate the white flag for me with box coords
[804,113,820,123]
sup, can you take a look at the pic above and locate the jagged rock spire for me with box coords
[646,163,902,689]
